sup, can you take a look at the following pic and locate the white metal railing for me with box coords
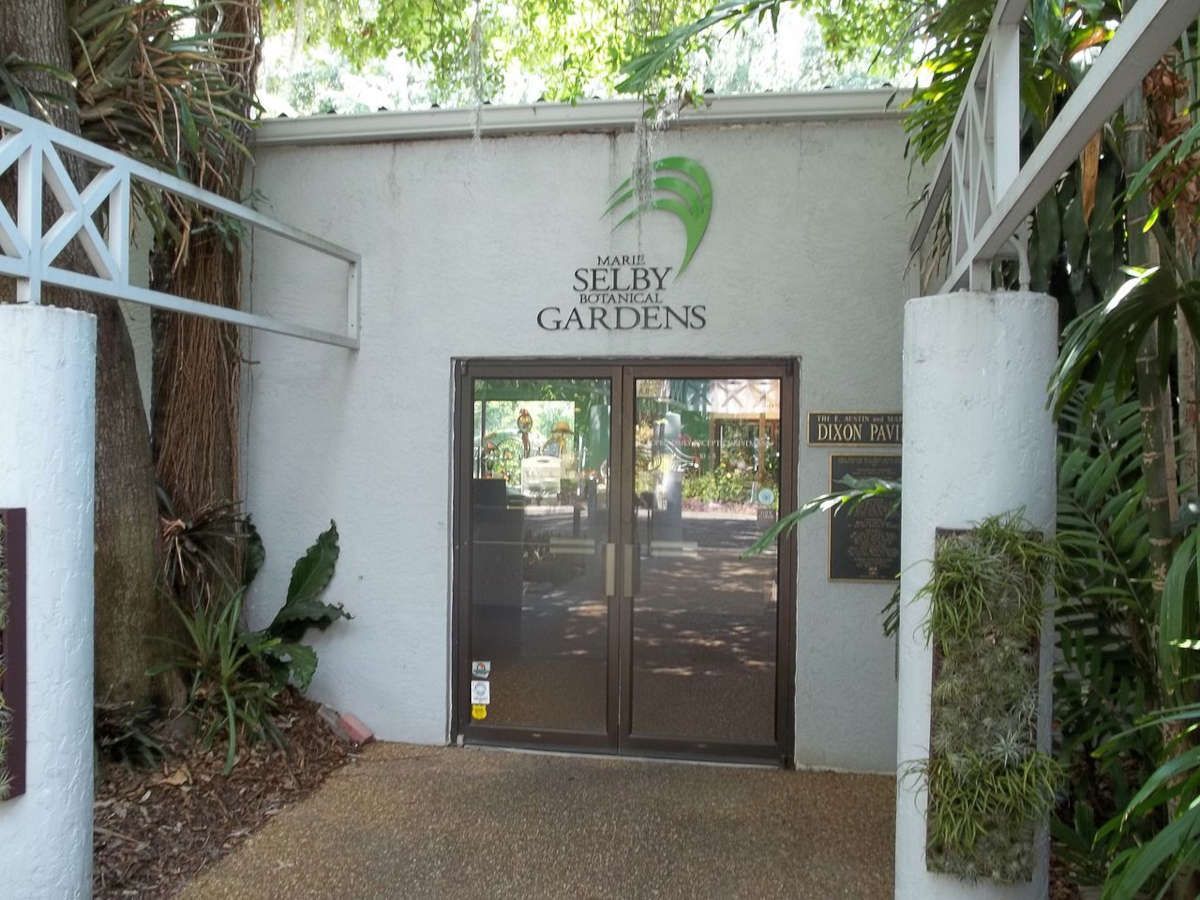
[0,104,360,349]
[911,0,1200,294]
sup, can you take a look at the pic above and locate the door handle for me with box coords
[605,543,616,597]
[624,544,634,597]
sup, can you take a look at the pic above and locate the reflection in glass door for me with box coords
[624,376,784,752]
[456,362,794,762]
[464,375,614,742]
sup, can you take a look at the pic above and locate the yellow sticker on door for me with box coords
[471,704,488,720]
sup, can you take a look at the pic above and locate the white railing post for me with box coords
[106,171,131,290]
[16,142,42,304]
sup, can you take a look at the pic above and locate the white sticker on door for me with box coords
[470,680,491,705]
[471,661,492,678]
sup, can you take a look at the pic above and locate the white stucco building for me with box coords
[239,91,915,772]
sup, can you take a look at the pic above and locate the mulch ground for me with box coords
[93,691,354,898]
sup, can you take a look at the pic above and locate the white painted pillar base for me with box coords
[0,306,97,899]
[896,291,1057,900]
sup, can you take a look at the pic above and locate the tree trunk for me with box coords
[153,1,259,527]
[1178,313,1198,496]
[0,0,166,708]
[153,239,241,516]
[1125,77,1175,598]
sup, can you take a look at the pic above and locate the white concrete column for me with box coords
[896,291,1057,900]
[0,305,97,899]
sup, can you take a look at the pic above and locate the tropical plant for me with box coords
[156,519,350,772]
[1052,382,1163,883]
[263,0,724,106]
[1,1,257,259]
[1099,689,1200,898]
[683,463,755,504]
[157,589,283,772]
[159,494,257,611]
[244,520,351,692]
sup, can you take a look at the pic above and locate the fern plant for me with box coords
[1052,384,1171,884]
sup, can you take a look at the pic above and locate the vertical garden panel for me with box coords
[0,508,27,800]
[921,519,1059,883]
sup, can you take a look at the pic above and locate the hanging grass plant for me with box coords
[914,512,1064,883]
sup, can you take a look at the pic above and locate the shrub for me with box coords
[156,520,351,772]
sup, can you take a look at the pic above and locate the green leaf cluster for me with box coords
[617,0,910,99]
[0,0,260,253]
[1053,268,1200,417]
[158,520,350,773]
[263,0,716,105]
[245,521,352,692]
[917,515,1063,883]
[1100,698,1200,898]
[1052,385,1163,882]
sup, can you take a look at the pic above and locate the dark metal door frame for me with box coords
[452,358,797,765]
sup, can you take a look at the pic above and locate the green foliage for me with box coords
[921,515,1057,644]
[914,752,1063,884]
[155,590,282,774]
[917,515,1062,883]
[683,462,754,504]
[157,520,350,772]
[617,0,909,98]
[264,0,716,105]
[1053,384,1162,884]
[160,495,259,612]
[1100,695,1200,898]
[95,703,165,769]
[246,521,351,690]
[0,1,259,251]
[1052,268,1200,417]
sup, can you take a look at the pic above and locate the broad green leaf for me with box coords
[286,520,339,606]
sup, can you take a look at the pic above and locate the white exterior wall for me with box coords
[243,108,918,772]
[0,306,97,899]
[121,217,157,423]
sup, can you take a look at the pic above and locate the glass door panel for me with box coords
[466,377,612,735]
[628,377,782,746]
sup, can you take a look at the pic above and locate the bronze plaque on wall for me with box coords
[808,412,901,446]
[829,454,901,582]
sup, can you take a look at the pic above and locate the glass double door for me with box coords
[456,362,795,763]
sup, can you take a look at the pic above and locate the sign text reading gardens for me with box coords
[537,254,707,331]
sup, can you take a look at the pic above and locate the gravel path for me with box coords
[181,743,894,899]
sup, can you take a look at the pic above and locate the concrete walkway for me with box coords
[181,743,895,899]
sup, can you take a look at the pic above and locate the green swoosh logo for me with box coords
[605,156,713,277]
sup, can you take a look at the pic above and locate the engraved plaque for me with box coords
[829,454,900,581]
[808,412,902,446]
